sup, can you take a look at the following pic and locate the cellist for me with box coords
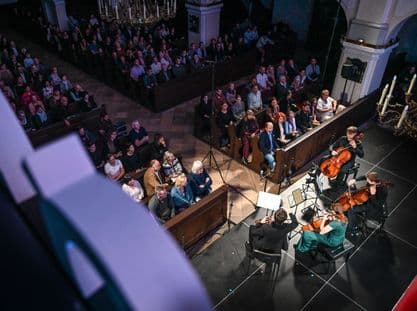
[329,126,364,186]
[345,171,389,235]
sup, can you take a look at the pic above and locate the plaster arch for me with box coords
[386,9,417,41]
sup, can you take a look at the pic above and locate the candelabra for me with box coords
[97,0,177,25]
[377,74,417,140]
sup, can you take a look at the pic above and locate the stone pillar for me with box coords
[332,39,398,103]
[41,0,69,31]
[185,0,223,46]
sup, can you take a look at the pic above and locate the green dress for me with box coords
[296,220,347,252]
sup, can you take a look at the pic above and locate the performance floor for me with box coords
[192,122,417,311]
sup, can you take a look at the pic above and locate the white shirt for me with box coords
[122,180,144,203]
[104,159,123,177]
[151,62,162,75]
[316,96,335,121]
[256,73,269,89]
[247,91,262,110]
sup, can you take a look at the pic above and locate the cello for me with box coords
[301,211,347,232]
[319,132,364,179]
[335,181,393,212]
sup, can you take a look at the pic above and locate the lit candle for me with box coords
[396,105,409,128]
[377,83,389,106]
[406,74,416,95]
[156,4,160,18]
[174,0,176,12]
[387,75,397,98]
[143,2,146,19]
[115,5,119,19]
[167,0,170,15]
[381,95,390,116]
[105,3,108,16]
[128,7,132,19]
[98,0,102,14]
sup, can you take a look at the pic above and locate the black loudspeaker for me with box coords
[341,58,367,83]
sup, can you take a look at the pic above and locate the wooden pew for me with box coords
[27,107,104,147]
[150,50,257,112]
[164,185,228,253]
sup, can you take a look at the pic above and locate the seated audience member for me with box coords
[130,59,145,81]
[190,54,203,73]
[275,112,290,145]
[213,87,226,112]
[259,122,279,172]
[316,89,336,121]
[157,63,173,83]
[49,66,62,86]
[150,56,162,75]
[162,151,184,182]
[98,112,115,134]
[231,94,245,120]
[69,83,86,103]
[79,93,97,112]
[143,67,157,91]
[88,143,105,170]
[148,186,174,224]
[78,127,96,146]
[122,178,145,203]
[171,173,195,213]
[305,57,321,82]
[104,130,123,158]
[296,102,313,133]
[60,74,73,94]
[256,66,272,91]
[286,59,298,83]
[42,80,54,99]
[225,82,237,105]
[122,144,141,173]
[275,75,288,102]
[172,57,186,78]
[266,65,276,86]
[104,154,125,181]
[33,105,49,128]
[150,133,168,162]
[284,110,299,139]
[292,68,307,92]
[256,33,274,64]
[129,119,149,148]
[296,203,347,252]
[276,59,287,78]
[199,94,212,135]
[266,97,280,123]
[216,102,236,148]
[17,109,34,131]
[188,160,212,200]
[249,209,298,253]
[144,159,167,197]
[238,109,259,164]
[280,90,297,114]
[247,84,262,110]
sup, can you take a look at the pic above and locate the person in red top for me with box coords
[20,86,38,107]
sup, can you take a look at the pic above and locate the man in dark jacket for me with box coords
[249,208,298,253]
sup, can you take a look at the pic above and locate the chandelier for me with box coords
[97,0,177,25]
[377,74,417,140]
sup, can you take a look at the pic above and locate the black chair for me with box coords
[343,162,360,183]
[357,200,388,236]
[245,241,281,292]
[313,239,355,274]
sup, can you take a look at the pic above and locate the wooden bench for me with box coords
[164,185,228,254]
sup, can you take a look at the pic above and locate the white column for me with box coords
[41,0,69,31]
[332,39,398,104]
[185,1,223,46]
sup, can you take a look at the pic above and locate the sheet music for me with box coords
[256,191,282,211]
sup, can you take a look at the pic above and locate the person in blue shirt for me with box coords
[259,122,279,172]
[171,174,195,214]
[188,160,212,200]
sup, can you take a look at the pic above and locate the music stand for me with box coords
[256,191,282,216]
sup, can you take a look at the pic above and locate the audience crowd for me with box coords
[0,33,98,132]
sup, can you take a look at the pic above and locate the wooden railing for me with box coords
[164,185,228,252]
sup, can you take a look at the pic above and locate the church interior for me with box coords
[1,0,417,310]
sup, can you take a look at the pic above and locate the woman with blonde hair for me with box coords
[170,173,195,213]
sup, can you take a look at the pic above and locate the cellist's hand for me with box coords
[349,140,357,149]
[369,185,377,195]
[331,150,338,156]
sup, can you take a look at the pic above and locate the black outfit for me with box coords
[150,142,168,162]
[296,110,312,133]
[147,194,175,224]
[122,153,140,173]
[330,136,364,183]
[199,98,212,135]
[347,175,389,231]
[216,109,236,147]
[249,213,298,253]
